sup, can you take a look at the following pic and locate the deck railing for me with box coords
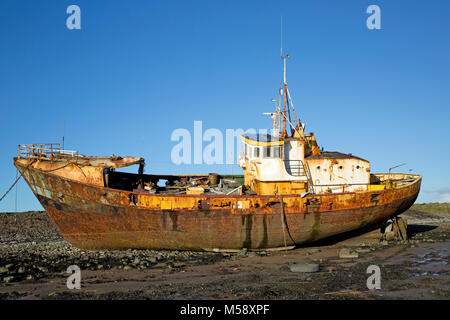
[284,159,305,176]
[18,143,78,160]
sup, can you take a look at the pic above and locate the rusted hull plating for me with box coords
[14,160,421,251]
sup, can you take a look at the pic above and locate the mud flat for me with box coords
[0,205,449,300]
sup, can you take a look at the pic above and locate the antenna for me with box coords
[279,17,301,137]
[62,119,65,150]
[281,16,283,57]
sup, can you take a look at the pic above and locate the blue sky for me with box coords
[1,0,449,211]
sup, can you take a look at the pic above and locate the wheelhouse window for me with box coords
[272,146,281,158]
[262,145,281,158]
[254,146,260,158]
[242,141,281,159]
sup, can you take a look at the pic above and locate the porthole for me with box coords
[317,166,321,170]
[356,165,360,169]
[339,166,343,170]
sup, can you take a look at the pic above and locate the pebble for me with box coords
[238,248,248,256]
[338,248,359,259]
[289,263,320,273]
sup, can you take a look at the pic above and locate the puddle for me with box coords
[406,245,449,279]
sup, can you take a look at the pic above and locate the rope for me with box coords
[1,160,36,202]
[280,195,296,247]
[0,159,71,203]
[0,175,22,202]
[1,160,39,201]
[280,195,287,247]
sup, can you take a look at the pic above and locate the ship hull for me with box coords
[15,160,421,251]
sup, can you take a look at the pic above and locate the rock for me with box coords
[97,264,103,270]
[38,266,48,273]
[5,264,14,270]
[385,232,396,241]
[238,248,248,256]
[0,267,8,274]
[338,248,359,259]
[148,257,157,263]
[123,265,131,270]
[248,252,257,257]
[355,248,371,253]
[3,276,14,283]
[381,240,389,246]
[289,263,320,273]
[309,249,321,254]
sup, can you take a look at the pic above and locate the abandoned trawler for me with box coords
[13,54,421,251]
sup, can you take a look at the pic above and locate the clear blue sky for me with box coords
[1,0,449,211]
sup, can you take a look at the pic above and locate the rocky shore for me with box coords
[0,212,236,283]
[0,205,448,300]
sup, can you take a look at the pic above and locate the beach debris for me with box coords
[381,217,408,241]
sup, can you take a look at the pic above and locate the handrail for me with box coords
[283,159,315,193]
[18,143,78,160]
[283,159,305,176]
[302,160,315,194]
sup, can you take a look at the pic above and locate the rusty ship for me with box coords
[14,54,421,251]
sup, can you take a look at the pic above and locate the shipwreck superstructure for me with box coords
[13,54,421,251]
[239,54,374,196]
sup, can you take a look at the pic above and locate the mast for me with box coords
[281,16,288,138]
[281,50,300,136]
[278,17,301,138]
[281,50,293,136]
